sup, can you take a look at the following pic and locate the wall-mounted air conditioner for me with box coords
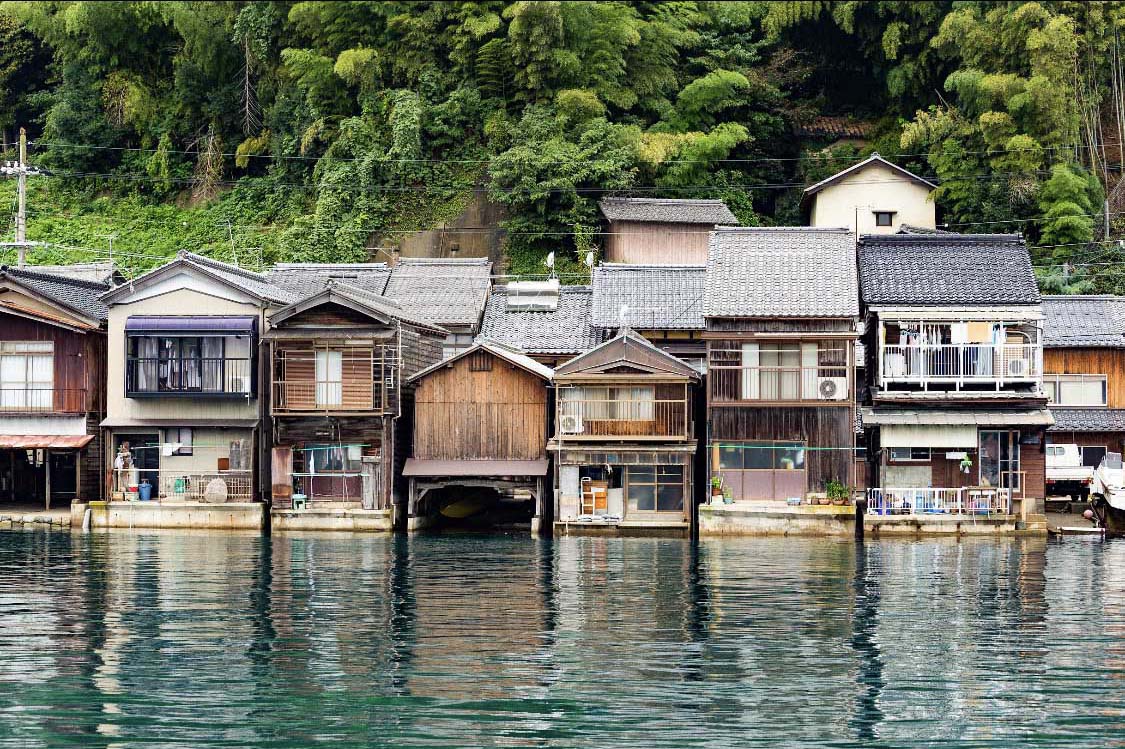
[1007,359,1030,377]
[560,413,585,434]
[817,377,849,401]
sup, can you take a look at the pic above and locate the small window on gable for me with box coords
[874,211,895,227]
[468,350,493,371]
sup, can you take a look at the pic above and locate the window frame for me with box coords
[873,211,895,227]
[0,341,54,410]
[888,447,932,463]
[126,333,254,398]
[625,464,685,514]
[1043,373,1107,407]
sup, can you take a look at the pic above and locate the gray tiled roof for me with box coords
[704,227,860,318]
[859,234,1040,307]
[181,252,296,304]
[24,262,121,285]
[329,282,447,333]
[1,266,110,322]
[383,258,492,328]
[591,264,705,330]
[599,198,738,225]
[1048,408,1125,432]
[267,263,391,298]
[478,286,603,355]
[1043,296,1125,348]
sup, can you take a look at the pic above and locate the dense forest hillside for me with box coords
[1,1,1124,289]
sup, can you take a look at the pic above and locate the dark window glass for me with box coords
[718,445,743,470]
[657,483,684,512]
[745,443,774,470]
[875,211,894,226]
[629,483,656,511]
[776,443,805,470]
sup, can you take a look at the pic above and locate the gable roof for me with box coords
[407,340,553,384]
[478,285,603,355]
[0,265,111,323]
[267,263,391,298]
[803,153,936,198]
[23,261,121,286]
[555,329,700,379]
[382,258,492,329]
[599,197,738,225]
[1043,295,1125,348]
[591,264,705,330]
[704,227,859,318]
[858,233,1040,307]
[268,280,447,334]
[101,251,295,305]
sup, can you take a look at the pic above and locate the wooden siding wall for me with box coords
[414,352,548,460]
[604,220,711,264]
[1048,430,1125,453]
[276,345,383,411]
[709,405,855,493]
[1043,348,1125,407]
[0,312,104,413]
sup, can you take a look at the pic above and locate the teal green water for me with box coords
[0,531,1122,748]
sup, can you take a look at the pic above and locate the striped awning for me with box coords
[0,434,94,449]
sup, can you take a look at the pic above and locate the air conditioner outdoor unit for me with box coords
[560,414,585,434]
[817,377,849,401]
[1007,358,1030,377]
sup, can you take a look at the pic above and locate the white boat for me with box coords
[1091,452,1125,536]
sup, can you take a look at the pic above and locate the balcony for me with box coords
[556,395,690,440]
[866,487,1011,516]
[270,345,396,415]
[272,379,389,415]
[0,387,87,413]
[709,365,851,403]
[880,343,1040,389]
[126,357,254,397]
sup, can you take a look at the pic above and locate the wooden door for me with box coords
[271,447,293,509]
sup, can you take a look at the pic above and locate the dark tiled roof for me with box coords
[599,198,738,225]
[0,266,110,322]
[180,252,296,304]
[1043,296,1125,348]
[704,228,859,318]
[25,262,121,285]
[267,263,391,298]
[858,234,1040,307]
[1048,408,1125,432]
[383,258,492,328]
[591,264,705,330]
[478,286,602,355]
[794,116,874,141]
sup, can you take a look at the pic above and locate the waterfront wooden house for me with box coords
[549,330,699,535]
[858,233,1050,526]
[477,282,604,367]
[599,198,738,264]
[265,281,446,530]
[1042,295,1125,468]
[98,252,293,525]
[704,228,860,503]
[403,341,554,531]
[0,265,110,509]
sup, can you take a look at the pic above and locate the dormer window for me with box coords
[874,211,895,227]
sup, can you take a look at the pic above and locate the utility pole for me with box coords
[1105,198,1112,241]
[1,128,42,267]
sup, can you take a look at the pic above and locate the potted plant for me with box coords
[826,479,851,506]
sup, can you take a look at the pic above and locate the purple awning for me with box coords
[125,316,257,335]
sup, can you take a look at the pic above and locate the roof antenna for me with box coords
[545,251,556,280]
[619,303,630,335]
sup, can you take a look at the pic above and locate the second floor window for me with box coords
[561,386,655,421]
[0,341,53,410]
[1043,374,1107,407]
[315,350,343,406]
[709,341,848,402]
[128,335,251,395]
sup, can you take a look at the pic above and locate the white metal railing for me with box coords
[881,343,1040,385]
[866,487,1012,516]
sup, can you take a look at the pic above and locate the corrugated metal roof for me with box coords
[591,264,705,330]
[1042,295,1125,348]
[599,198,738,225]
[859,234,1040,307]
[478,285,603,355]
[704,228,859,318]
[861,407,1053,426]
[383,258,492,328]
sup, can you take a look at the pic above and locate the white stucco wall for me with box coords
[105,278,268,423]
[809,162,936,234]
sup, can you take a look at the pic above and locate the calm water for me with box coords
[0,530,1123,748]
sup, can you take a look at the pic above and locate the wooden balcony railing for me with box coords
[271,379,389,414]
[556,397,690,439]
[881,343,1040,387]
[0,387,87,413]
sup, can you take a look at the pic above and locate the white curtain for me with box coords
[741,342,759,400]
[316,350,343,405]
[0,355,24,408]
[800,342,818,400]
[137,337,158,391]
[202,337,223,391]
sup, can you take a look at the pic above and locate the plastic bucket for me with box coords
[138,481,153,502]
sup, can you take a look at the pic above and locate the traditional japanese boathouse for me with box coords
[404,341,553,532]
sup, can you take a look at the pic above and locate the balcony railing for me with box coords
[126,357,253,397]
[881,343,1040,386]
[0,387,86,413]
[708,365,851,403]
[113,469,253,502]
[866,487,1011,516]
[557,398,690,439]
[272,379,389,414]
